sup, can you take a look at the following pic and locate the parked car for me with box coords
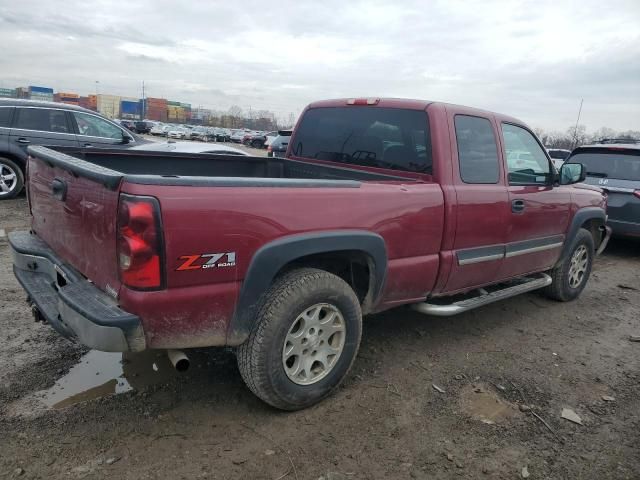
[119,119,137,132]
[267,130,292,157]
[150,123,167,136]
[264,131,279,147]
[568,139,640,238]
[243,131,268,148]
[230,130,247,143]
[129,141,248,156]
[0,98,146,199]
[9,97,610,411]
[168,127,188,139]
[134,121,153,134]
[547,148,571,170]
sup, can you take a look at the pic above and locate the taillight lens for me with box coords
[634,190,640,200]
[267,145,273,152]
[117,194,164,290]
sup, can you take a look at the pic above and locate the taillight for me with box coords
[267,145,273,152]
[117,194,165,290]
[634,190,640,200]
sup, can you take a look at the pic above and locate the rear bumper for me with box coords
[9,231,146,352]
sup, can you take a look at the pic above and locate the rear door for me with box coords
[69,110,132,148]
[498,123,570,278]
[444,111,510,292]
[9,107,79,160]
[572,147,640,236]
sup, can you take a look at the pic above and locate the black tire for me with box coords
[543,228,594,301]
[237,268,362,410]
[0,157,24,200]
[251,140,263,149]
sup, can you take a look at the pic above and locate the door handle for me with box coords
[512,199,525,213]
[16,138,30,144]
[83,143,94,148]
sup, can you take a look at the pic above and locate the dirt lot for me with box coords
[1,196,639,480]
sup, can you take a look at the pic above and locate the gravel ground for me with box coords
[1,195,638,480]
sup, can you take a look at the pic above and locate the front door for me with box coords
[497,123,571,279]
[9,107,79,161]
[70,110,131,149]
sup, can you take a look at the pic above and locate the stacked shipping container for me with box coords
[145,97,168,122]
[28,86,54,102]
[96,94,121,118]
[120,97,141,119]
[0,88,15,98]
[54,92,80,105]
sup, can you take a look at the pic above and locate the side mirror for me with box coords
[121,131,132,144]
[559,163,586,185]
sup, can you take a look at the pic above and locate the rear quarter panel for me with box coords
[119,181,445,348]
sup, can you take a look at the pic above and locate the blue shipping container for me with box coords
[29,85,54,94]
[120,100,140,115]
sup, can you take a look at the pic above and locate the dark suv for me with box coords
[568,139,640,238]
[0,99,146,199]
[267,130,292,157]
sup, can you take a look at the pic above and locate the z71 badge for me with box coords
[176,252,237,271]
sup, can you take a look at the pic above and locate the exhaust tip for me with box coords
[167,349,190,372]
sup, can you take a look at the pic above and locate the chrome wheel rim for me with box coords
[282,303,346,386]
[0,162,18,196]
[568,245,589,288]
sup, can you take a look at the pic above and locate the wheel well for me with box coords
[0,152,25,172]
[276,250,375,312]
[581,218,605,249]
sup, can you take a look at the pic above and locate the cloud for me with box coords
[0,0,638,129]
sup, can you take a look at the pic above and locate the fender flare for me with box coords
[557,207,606,264]
[226,230,387,345]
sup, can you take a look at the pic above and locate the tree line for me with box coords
[534,125,640,150]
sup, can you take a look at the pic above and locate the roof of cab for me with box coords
[304,97,526,126]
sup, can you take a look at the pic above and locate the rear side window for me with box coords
[570,150,640,181]
[291,107,432,174]
[0,107,13,128]
[454,115,500,183]
[14,108,70,133]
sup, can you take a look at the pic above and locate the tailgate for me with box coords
[27,146,123,292]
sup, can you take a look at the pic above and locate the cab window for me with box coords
[454,115,500,184]
[502,124,551,185]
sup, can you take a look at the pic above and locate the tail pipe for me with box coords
[167,349,190,372]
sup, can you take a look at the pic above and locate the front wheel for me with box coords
[543,228,594,301]
[237,268,362,410]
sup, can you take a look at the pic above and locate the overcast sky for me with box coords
[1,0,638,130]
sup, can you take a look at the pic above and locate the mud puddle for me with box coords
[7,349,182,415]
[458,383,520,424]
[42,350,182,409]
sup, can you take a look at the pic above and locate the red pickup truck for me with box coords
[10,98,610,410]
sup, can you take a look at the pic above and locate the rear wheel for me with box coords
[0,157,24,200]
[544,228,594,301]
[237,268,362,410]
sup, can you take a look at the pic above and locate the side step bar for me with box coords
[412,273,552,317]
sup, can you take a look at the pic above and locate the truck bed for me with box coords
[43,146,412,188]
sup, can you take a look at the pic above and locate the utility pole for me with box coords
[95,80,99,97]
[141,80,146,120]
[571,98,584,149]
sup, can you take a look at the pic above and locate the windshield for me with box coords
[570,150,640,180]
[291,106,432,174]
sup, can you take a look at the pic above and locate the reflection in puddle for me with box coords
[38,350,180,409]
